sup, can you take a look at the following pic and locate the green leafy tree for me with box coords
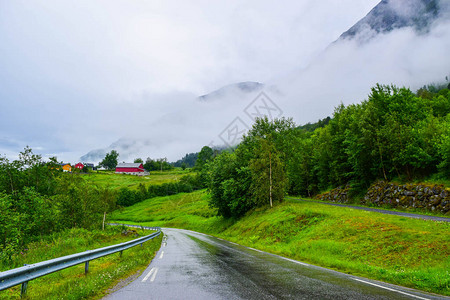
[194,146,215,187]
[437,115,450,177]
[134,158,143,163]
[195,146,214,171]
[287,132,317,196]
[173,152,199,168]
[143,157,157,171]
[208,117,292,217]
[100,150,119,170]
[208,151,252,218]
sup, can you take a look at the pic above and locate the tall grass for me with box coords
[111,190,450,296]
[0,227,162,299]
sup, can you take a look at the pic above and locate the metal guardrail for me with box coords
[0,224,161,296]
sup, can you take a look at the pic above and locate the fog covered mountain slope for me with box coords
[338,0,445,42]
[275,0,450,125]
[198,82,264,102]
[80,138,154,163]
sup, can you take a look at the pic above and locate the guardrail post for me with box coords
[21,264,28,297]
[85,261,89,274]
[120,250,123,257]
[20,281,28,297]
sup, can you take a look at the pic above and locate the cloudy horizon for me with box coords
[1,0,449,164]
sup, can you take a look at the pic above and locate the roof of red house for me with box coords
[116,163,143,169]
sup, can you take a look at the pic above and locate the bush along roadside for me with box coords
[315,181,450,215]
[117,174,205,207]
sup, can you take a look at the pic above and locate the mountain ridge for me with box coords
[338,0,441,42]
[198,81,264,102]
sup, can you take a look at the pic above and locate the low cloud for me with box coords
[1,0,449,163]
[276,16,450,124]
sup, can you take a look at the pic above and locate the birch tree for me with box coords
[249,136,287,208]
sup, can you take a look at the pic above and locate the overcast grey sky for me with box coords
[1,0,449,163]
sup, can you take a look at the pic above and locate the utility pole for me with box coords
[160,157,167,172]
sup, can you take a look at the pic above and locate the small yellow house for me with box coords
[62,164,72,172]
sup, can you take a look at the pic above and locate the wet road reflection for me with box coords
[104,228,444,300]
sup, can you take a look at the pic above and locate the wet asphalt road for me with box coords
[104,228,447,300]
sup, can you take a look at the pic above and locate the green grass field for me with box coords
[111,190,450,296]
[82,169,192,190]
[0,227,162,299]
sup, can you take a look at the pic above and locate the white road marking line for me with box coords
[352,278,430,300]
[142,268,156,282]
[159,251,164,259]
[150,268,158,282]
[281,257,308,266]
[229,242,238,245]
[249,247,264,253]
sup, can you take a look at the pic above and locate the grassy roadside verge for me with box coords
[286,196,450,218]
[111,190,450,296]
[0,227,162,299]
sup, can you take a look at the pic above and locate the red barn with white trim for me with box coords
[115,163,145,175]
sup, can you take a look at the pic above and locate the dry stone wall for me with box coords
[362,181,449,214]
[315,185,350,203]
[315,181,450,215]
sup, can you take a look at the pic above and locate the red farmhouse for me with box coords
[115,163,145,175]
[75,163,84,170]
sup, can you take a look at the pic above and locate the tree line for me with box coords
[116,175,204,207]
[0,148,117,261]
[205,84,450,218]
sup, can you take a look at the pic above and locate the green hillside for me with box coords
[82,169,191,190]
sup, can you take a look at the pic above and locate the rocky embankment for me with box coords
[315,181,450,215]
